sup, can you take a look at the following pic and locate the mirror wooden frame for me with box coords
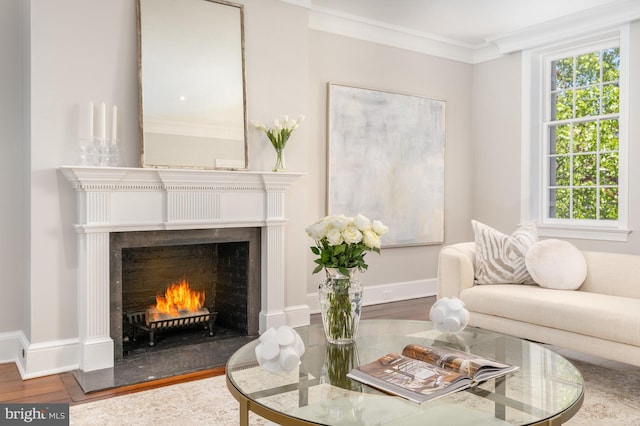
[136,0,248,170]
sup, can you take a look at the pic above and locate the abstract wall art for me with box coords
[327,83,446,246]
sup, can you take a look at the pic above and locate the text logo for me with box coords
[1,404,69,425]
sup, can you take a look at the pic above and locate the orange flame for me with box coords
[154,278,204,316]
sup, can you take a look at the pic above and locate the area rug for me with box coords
[69,356,640,425]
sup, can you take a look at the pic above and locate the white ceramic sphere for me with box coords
[279,347,300,371]
[276,325,295,346]
[255,326,306,373]
[429,297,469,334]
[260,339,280,360]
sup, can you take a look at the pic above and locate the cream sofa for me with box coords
[438,242,640,367]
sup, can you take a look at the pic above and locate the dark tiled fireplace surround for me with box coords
[111,227,261,361]
[61,166,301,392]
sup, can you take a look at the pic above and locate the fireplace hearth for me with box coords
[72,332,256,393]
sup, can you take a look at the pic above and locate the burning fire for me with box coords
[153,278,205,316]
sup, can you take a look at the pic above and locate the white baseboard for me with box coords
[0,333,80,380]
[21,338,80,379]
[284,304,312,328]
[306,278,437,314]
[0,330,22,365]
[0,331,32,378]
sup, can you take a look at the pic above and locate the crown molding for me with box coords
[487,0,640,53]
[308,5,482,64]
[279,0,312,9]
[294,0,639,64]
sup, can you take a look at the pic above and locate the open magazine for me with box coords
[347,343,519,404]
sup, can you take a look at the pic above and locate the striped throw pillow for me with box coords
[472,220,538,285]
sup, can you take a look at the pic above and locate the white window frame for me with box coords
[521,25,630,241]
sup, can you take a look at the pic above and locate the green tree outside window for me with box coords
[548,48,620,221]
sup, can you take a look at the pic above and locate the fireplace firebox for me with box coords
[110,228,261,359]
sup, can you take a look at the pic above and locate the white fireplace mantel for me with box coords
[60,166,302,372]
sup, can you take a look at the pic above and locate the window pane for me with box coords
[575,86,599,117]
[573,188,597,219]
[549,188,571,219]
[600,187,618,220]
[550,124,570,154]
[573,153,596,186]
[552,57,574,89]
[576,53,600,86]
[552,155,570,186]
[573,121,597,152]
[600,119,619,151]
[553,90,573,120]
[602,83,619,114]
[599,152,618,185]
[545,44,621,225]
[602,48,620,82]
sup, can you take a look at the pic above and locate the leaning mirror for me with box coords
[137,0,248,170]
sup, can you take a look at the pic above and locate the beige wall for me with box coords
[471,52,523,229]
[242,0,311,310]
[0,0,24,336]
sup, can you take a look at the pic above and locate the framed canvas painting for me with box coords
[327,83,446,246]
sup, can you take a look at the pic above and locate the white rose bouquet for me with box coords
[305,214,389,274]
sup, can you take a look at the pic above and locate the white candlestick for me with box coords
[111,105,118,141]
[88,102,94,140]
[99,102,106,140]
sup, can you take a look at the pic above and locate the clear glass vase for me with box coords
[321,343,362,391]
[318,342,364,423]
[318,268,363,344]
[272,147,286,172]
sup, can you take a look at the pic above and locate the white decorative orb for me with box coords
[430,306,446,323]
[429,297,469,334]
[255,325,306,373]
[260,339,280,360]
[279,347,300,371]
[259,327,277,342]
[276,326,295,346]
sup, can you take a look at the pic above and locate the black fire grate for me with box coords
[126,309,218,346]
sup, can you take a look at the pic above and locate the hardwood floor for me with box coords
[0,297,434,406]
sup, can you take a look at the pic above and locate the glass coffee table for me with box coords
[226,320,583,425]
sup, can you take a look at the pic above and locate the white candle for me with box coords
[88,102,94,140]
[111,105,118,141]
[99,102,106,140]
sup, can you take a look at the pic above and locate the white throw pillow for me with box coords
[525,239,587,290]
[472,220,538,285]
